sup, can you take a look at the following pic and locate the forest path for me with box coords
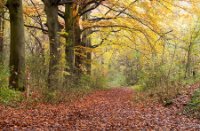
[0,87,200,130]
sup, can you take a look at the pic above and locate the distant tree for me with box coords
[185,21,200,78]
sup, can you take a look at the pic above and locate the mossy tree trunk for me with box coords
[43,0,63,90]
[65,3,82,82]
[65,3,75,76]
[82,12,92,75]
[74,12,82,77]
[0,11,4,64]
[7,0,25,91]
[64,3,93,85]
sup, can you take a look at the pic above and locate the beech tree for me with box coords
[64,0,104,78]
[7,0,26,91]
[64,3,76,78]
[42,0,63,89]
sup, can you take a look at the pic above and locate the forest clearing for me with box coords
[1,0,200,130]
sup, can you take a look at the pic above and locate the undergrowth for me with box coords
[0,87,23,106]
[184,88,200,119]
[41,87,94,104]
[132,83,183,106]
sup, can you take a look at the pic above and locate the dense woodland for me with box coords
[1,0,200,130]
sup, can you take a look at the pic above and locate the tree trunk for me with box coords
[65,3,92,84]
[185,42,194,78]
[82,12,92,75]
[7,0,25,91]
[0,12,4,64]
[43,1,63,90]
[65,3,82,81]
[74,14,82,77]
[65,3,75,75]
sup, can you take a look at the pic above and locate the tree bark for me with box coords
[0,12,4,64]
[65,3,75,75]
[43,0,63,89]
[65,3,82,80]
[74,13,82,77]
[82,12,92,75]
[185,42,194,78]
[64,3,92,84]
[7,0,25,91]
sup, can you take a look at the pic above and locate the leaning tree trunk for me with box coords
[43,1,63,90]
[7,0,25,91]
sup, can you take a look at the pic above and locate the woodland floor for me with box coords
[1,85,200,130]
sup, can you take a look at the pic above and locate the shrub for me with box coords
[42,90,57,103]
[108,71,126,87]
[0,65,23,106]
[77,74,108,89]
[131,61,185,105]
[0,87,23,105]
[79,74,92,88]
[131,85,144,92]
[184,88,200,118]
[0,64,9,88]
[41,87,93,104]
[26,55,48,90]
[90,74,108,89]
[133,84,182,106]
